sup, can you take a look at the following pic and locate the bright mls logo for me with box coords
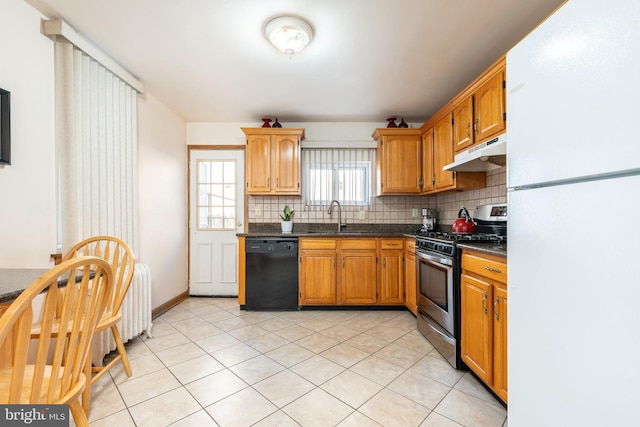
[1,405,68,426]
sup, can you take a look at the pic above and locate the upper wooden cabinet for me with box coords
[474,69,506,143]
[242,128,304,195]
[452,58,506,154]
[433,112,456,191]
[422,115,485,194]
[373,128,423,195]
[452,95,474,153]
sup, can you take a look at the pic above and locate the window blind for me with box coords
[302,148,375,211]
[55,39,139,255]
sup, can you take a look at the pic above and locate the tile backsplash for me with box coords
[434,167,507,225]
[248,167,506,229]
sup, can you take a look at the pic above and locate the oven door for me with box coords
[416,249,455,335]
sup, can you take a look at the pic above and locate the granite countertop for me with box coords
[238,231,413,238]
[0,268,49,304]
[238,223,420,238]
[457,242,507,258]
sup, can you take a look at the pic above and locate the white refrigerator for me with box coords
[506,0,640,425]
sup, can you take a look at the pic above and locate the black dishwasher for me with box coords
[245,238,299,310]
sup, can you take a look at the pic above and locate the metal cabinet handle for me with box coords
[485,266,502,274]
[494,296,500,321]
[466,123,470,137]
[482,291,488,315]
[267,177,270,189]
[474,118,479,134]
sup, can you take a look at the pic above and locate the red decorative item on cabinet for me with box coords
[261,118,272,128]
[386,117,397,128]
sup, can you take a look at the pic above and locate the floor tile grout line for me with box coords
[90,298,506,427]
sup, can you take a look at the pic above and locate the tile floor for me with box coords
[82,297,508,427]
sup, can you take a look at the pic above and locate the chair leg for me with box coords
[82,355,91,414]
[111,325,132,377]
[70,398,89,427]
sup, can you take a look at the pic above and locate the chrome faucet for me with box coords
[327,200,345,232]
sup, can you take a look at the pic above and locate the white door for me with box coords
[189,149,245,296]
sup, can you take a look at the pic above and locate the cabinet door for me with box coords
[453,95,474,153]
[493,285,508,403]
[474,70,505,142]
[404,246,416,315]
[299,251,336,305]
[341,250,377,304]
[461,273,493,383]
[433,113,455,190]
[245,135,271,193]
[380,250,404,304]
[273,134,300,194]
[380,135,422,193]
[421,129,435,193]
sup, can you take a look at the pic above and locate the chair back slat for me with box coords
[7,306,32,402]
[0,256,113,405]
[63,236,135,315]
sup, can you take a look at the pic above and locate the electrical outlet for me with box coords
[255,206,262,216]
[412,208,419,218]
[358,210,366,220]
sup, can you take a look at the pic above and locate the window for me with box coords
[196,159,237,230]
[302,148,375,209]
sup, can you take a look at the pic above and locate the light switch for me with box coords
[358,210,366,220]
[412,208,419,217]
[255,206,262,216]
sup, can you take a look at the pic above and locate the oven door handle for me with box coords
[417,250,453,266]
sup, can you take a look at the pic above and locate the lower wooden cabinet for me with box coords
[460,250,508,403]
[298,237,405,307]
[379,238,404,304]
[341,239,378,304]
[404,237,417,315]
[299,239,337,305]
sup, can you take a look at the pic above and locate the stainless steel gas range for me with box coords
[416,203,506,369]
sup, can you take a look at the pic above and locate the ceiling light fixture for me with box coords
[264,15,314,55]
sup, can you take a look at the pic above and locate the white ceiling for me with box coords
[25,0,563,125]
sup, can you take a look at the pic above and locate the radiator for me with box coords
[91,263,153,366]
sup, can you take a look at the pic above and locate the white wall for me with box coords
[186,121,423,146]
[138,93,187,309]
[1,0,188,312]
[0,0,56,268]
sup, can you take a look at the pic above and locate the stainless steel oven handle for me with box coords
[416,249,453,266]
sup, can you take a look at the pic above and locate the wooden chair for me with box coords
[60,236,136,413]
[0,256,113,427]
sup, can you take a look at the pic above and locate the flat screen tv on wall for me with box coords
[0,88,10,165]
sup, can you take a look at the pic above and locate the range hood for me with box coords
[443,133,506,172]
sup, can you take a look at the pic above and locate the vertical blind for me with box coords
[55,39,139,255]
[302,148,376,210]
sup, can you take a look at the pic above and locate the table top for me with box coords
[0,268,49,304]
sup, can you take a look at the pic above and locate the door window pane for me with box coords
[196,159,237,230]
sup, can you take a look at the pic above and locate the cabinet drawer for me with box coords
[340,238,377,250]
[379,238,404,250]
[462,252,507,283]
[300,238,336,250]
[405,238,416,254]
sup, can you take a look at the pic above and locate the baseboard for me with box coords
[152,290,189,319]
